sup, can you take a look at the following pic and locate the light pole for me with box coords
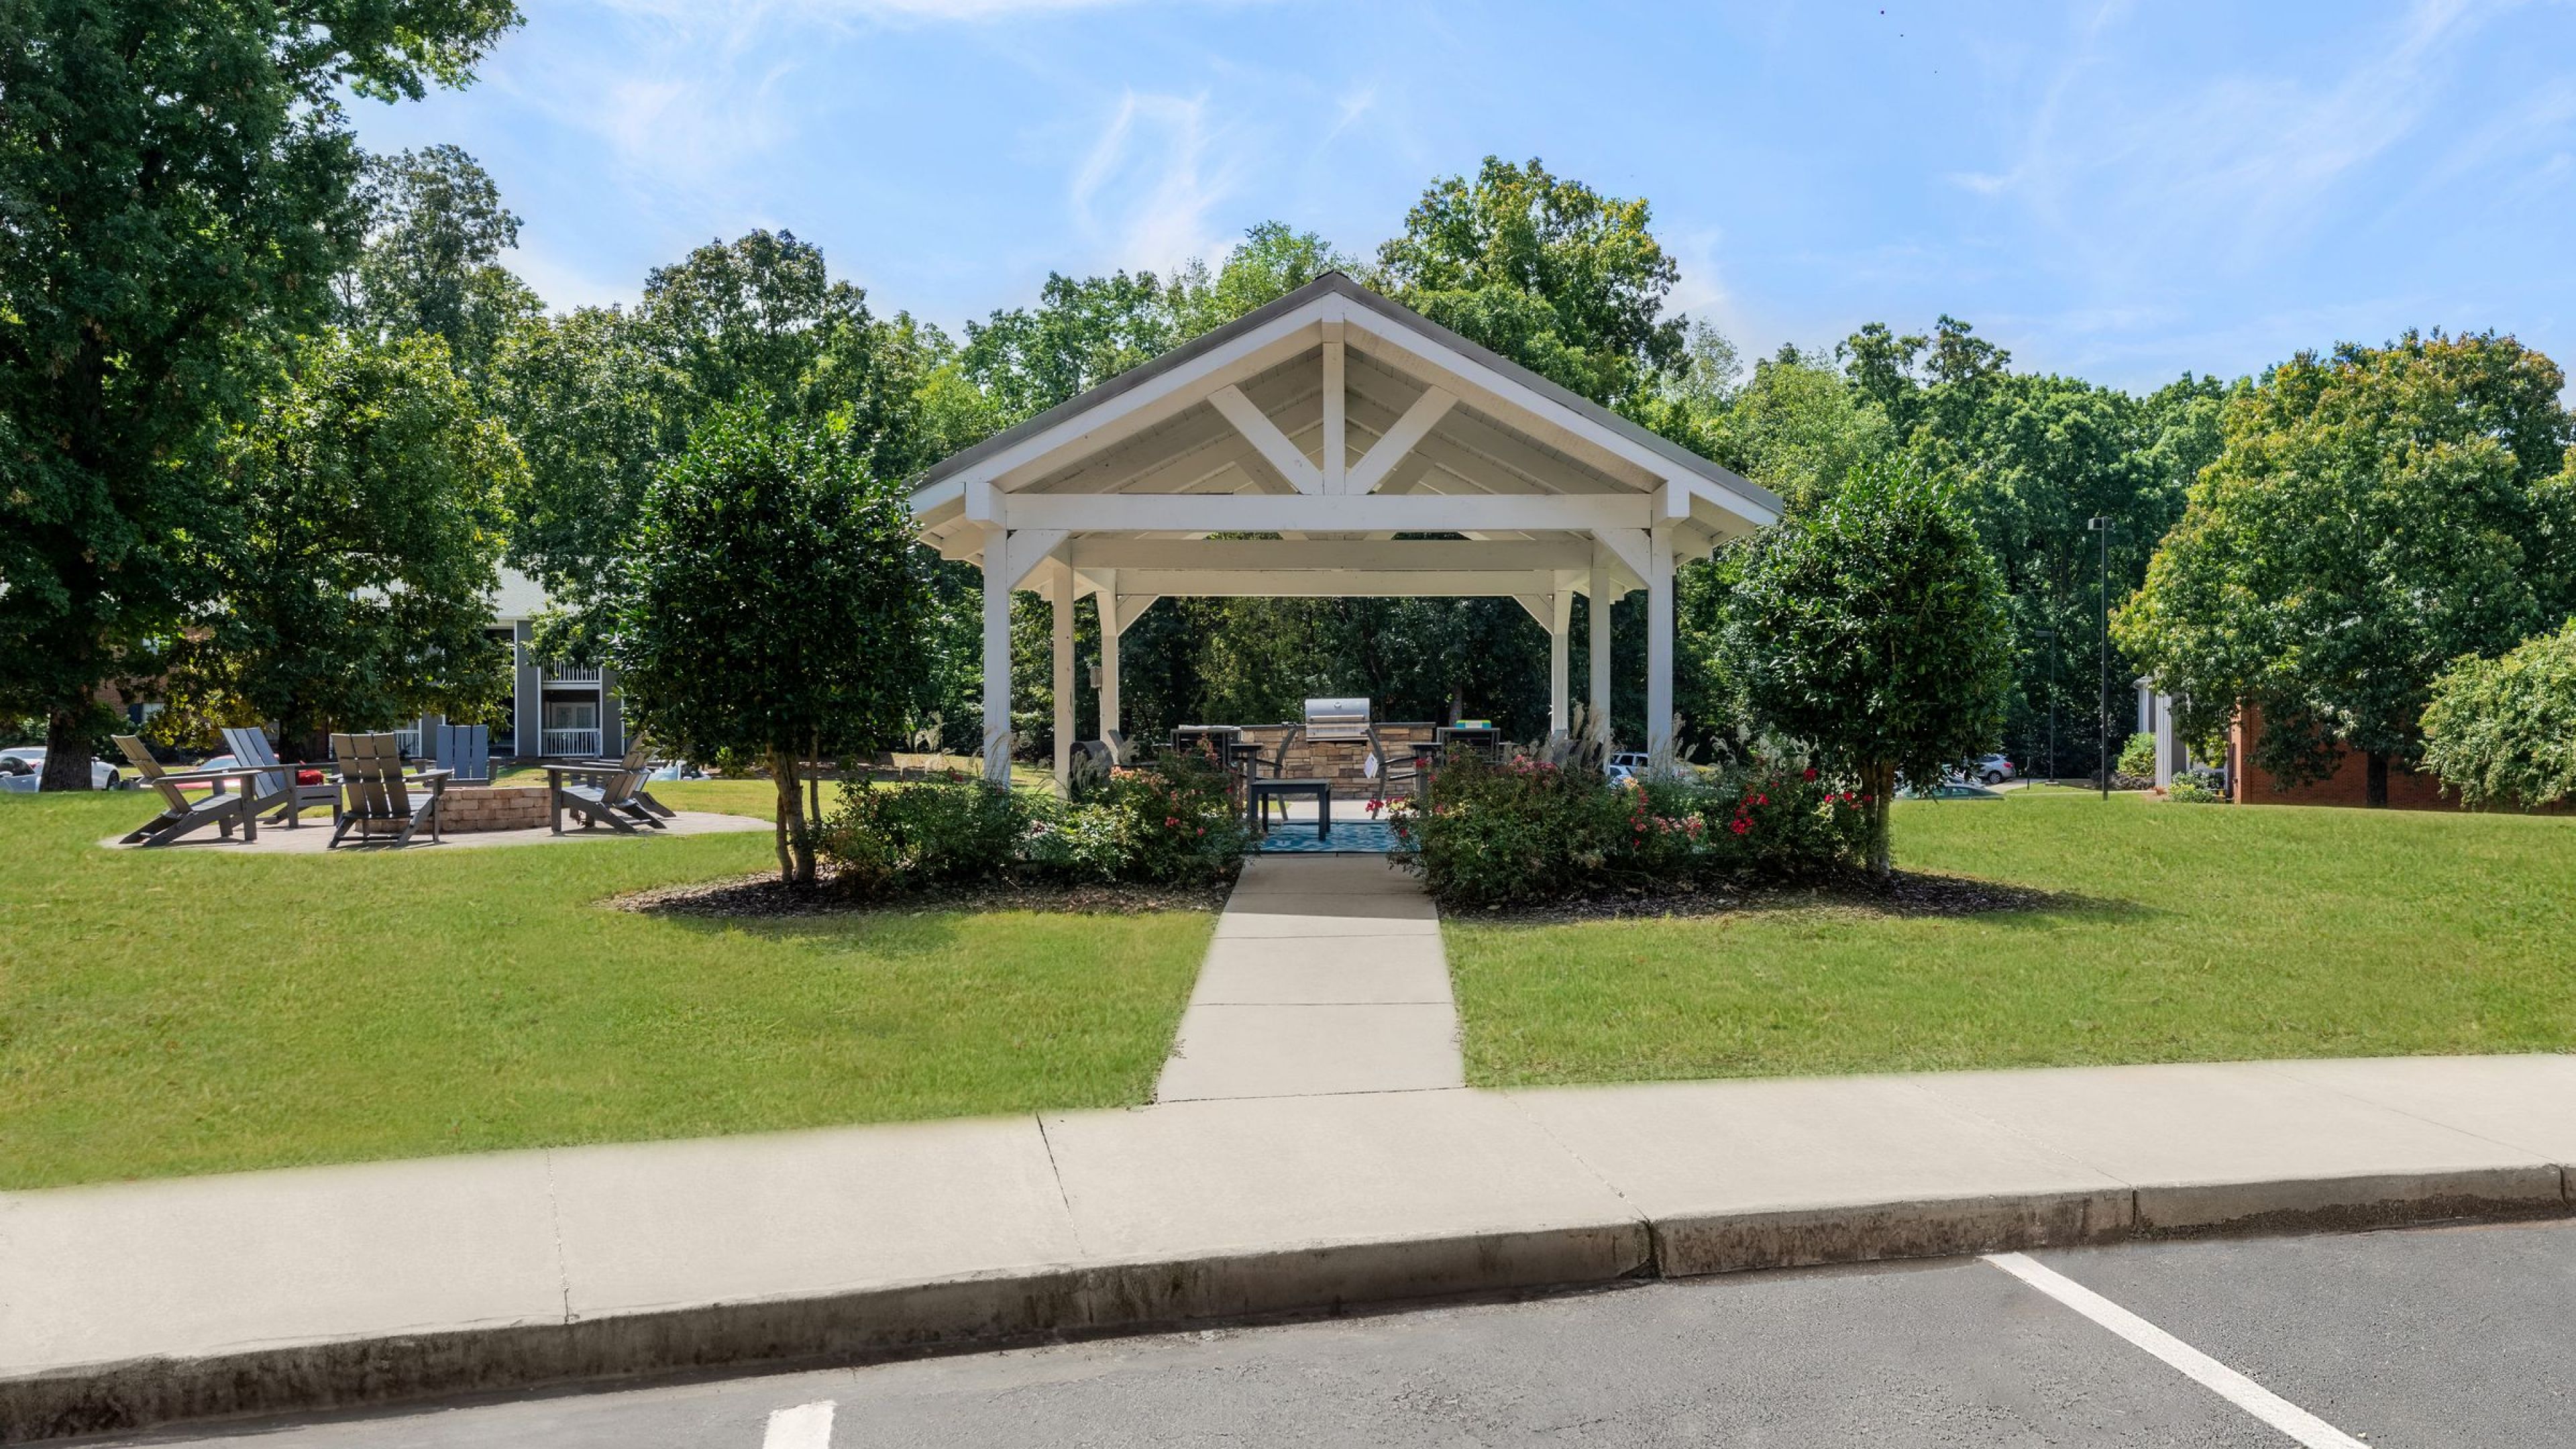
[2033,627,2057,788]
[2087,517,2113,801]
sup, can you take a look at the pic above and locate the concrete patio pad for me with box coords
[101,809,768,855]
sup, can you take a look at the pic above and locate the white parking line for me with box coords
[1986,1253,2365,1448]
[761,1399,836,1449]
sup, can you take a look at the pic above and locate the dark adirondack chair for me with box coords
[549,755,666,833]
[220,726,337,828]
[431,722,492,784]
[571,742,674,820]
[327,733,451,848]
[112,735,256,847]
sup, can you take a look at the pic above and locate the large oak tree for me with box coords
[0,0,519,789]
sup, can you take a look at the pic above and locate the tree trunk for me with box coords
[42,708,95,792]
[2365,751,2390,809]
[769,748,815,890]
[1865,760,1897,878]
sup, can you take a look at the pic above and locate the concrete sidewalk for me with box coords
[1155,855,1462,1101]
[7,1054,2573,1441]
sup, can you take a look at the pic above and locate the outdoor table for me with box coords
[1248,777,1331,841]
[148,764,278,843]
[543,762,630,835]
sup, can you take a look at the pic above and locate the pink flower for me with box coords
[1729,818,1751,835]
[1802,767,1819,782]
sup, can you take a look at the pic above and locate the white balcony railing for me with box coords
[544,663,604,686]
[541,729,602,758]
[394,728,423,757]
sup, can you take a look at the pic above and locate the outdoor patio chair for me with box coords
[327,733,451,848]
[572,742,676,820]
[1364,721,1424,798]
[220,726,337,828]
[111,735,256,847]
[1243,724,1332,839]
[550,754,666,833]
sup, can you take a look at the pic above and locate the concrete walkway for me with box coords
[1155,854,1462,1101]
[8,1054,2573,1440]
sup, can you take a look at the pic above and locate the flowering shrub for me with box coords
[822,759,1244,895]
[1691,761,1874,877]
[820,771,1031,894]
[1391,748,1870,907]
[1084,756,1247,884]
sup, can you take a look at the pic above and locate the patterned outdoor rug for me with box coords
[1248,817,1401,855]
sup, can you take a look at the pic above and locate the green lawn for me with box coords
[0,788,1211,1189]
[1449,793,2576,1086]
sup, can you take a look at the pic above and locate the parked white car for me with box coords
[0,747,123,790]
[1949,753,2017,786]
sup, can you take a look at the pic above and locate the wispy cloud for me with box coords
[1069,90,1239,272]
[1967,0,2502,282]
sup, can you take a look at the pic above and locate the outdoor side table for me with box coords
[1247,777,1332,840]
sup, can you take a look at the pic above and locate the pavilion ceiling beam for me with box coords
[996,492,1654,535]
[1208,385,1323,495]
[1065,539,1591,572]
[1347,386,1457,495]
[1110,569,1563,598]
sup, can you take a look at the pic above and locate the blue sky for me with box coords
[352,0,2576,392]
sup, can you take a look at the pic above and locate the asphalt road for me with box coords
[92,1218,2576,1448]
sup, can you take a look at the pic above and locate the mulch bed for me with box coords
[1456,870,2065,925]
[610,870,1234,918]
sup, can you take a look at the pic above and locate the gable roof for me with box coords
[912,271,1782,521]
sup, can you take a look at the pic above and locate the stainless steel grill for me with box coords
[1303,696,1371,743]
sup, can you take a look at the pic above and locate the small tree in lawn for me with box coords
[613,398,930,888]
[1721,457,2014,875]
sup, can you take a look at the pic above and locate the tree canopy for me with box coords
[345,144,541,382]
[2420,618,2576,812]
[0,0,521,787]
[165,331,519,753]
[2115,331,2576,804]
[1373,156,1683,411]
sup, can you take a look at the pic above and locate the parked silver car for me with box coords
[0,747,123,790]
[1951,753,2017,786]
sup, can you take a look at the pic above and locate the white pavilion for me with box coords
[908,272,1784,788]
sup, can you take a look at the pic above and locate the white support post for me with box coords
[1548,587,1572,741]
[980,530,1012,784]
[1097,572,1123,756]
[1587,547,1613,743]
[1051,561,1075,794]
[1647,524,1675,757]
[1322,332,1347,494]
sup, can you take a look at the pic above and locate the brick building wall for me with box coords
[2228,705,2455,810]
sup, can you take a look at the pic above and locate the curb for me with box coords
[7,1169,2568,1443]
